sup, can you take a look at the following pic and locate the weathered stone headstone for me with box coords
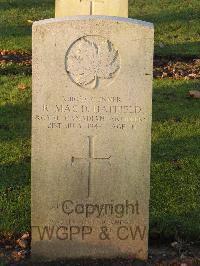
[55,0,128,17]
[32,16,154,262]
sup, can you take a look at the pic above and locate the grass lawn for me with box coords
[0,71,200,240]
[129,0,200,57]
[151,79,200,240]
[0,74,31,234]
[0,0,199,56]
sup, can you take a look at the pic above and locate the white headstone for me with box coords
[55,0,128,17]
[32,16,154,262]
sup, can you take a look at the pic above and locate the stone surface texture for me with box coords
[32,16,154,262]
[55,0,128,17]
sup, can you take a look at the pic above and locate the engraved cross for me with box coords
[71,136,111,198]
[80,0,105,15]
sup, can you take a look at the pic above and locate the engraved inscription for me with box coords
[66,36,120,89]
[71,136,111,198]
[33,95,146,131]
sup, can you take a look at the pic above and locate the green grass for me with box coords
[151,79,200,239]
[0,0,54,50]
[130,0,200,57]
[0,73,200,240]
[0,0,200,56]
[0,74,31,233]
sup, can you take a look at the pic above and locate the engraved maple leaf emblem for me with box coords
[66,36,120,89]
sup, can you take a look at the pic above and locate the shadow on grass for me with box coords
[0,25,31,38]
[0,63,32,76]
[150,208,200,241]
[0,0,54,11]
[155,42,200,57]
[130,8,199,24]
[0,161,30,188]
[0,102,31,141]
[0,101,31,190]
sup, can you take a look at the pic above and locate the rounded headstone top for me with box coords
[33,16,154,30]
